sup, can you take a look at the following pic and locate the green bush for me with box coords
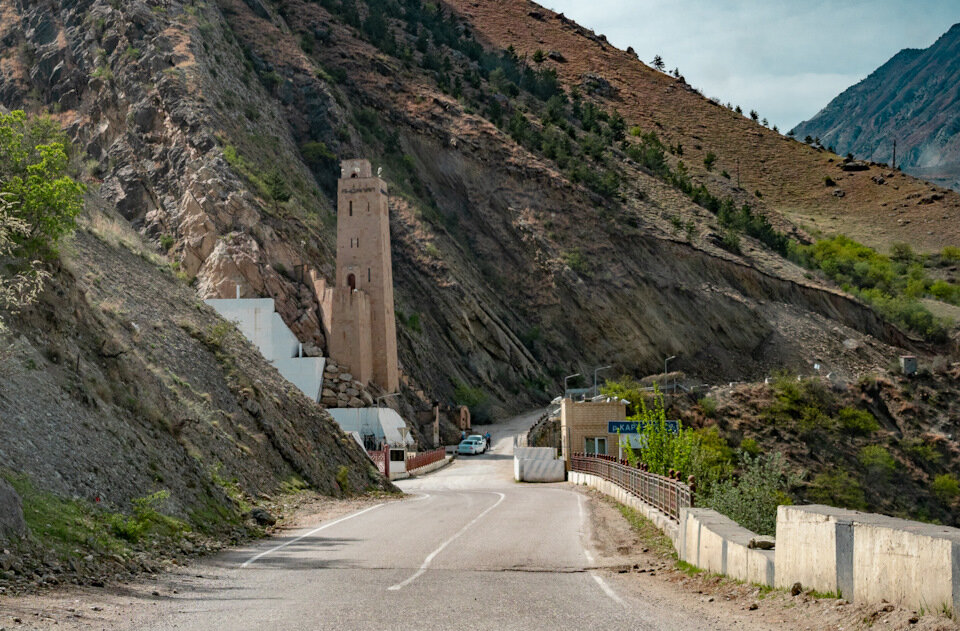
[563,248,589,274]
[836,407,879,436]
[941,246,960,262]
[698,396,717,418]
[807,468,866,509]
[858,445,897,478]
[902,437,941,465]
[703,151,717,171]
[454,380,492,423]
[700,453,796,536]
[932,474,960,502]
[788,235,953,340]
[739,437,761,456]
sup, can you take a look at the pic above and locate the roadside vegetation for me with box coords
[602,366,960,534]
[601,379,794,536]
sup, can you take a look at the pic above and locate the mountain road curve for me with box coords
[0,410,829,630]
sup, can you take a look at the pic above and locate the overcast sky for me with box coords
[543,0,960,131]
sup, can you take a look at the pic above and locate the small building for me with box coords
[559,397,627,468]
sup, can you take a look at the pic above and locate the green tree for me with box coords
[532,49,545,64]
[265,170,291,204]
[651,55,665,71]
[932,474,960,503]
[703,151,717,171]
[0,110,85,260]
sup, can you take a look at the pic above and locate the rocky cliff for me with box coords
[0,0,940,418]
[793,24,960,193]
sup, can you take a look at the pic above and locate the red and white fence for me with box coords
[367,447,447,478]
[570,453,694,521]
[406,448,446,472]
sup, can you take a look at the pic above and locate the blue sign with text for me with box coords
[608,420,679,434]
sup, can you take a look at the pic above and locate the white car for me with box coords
[468,434,487,453]
[457,438,484,455]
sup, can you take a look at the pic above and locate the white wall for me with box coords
[274,357,325,402]
[206,298,324,403]
[328,407,415,446]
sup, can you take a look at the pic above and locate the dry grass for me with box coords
[446,0,960,253]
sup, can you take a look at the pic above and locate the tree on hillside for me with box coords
[651,54,665,71]
[532,49,545,64]
[0,110,85,329]
[0,110,85,261]
[750,109,759,121]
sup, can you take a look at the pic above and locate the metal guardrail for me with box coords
[570,453,694,521]
[406,448,446,472]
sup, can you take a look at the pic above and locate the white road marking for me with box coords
[388,491,506,591]
[577,494,624,605]
[241,504,384,568]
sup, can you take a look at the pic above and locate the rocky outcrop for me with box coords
[0,479,27,541]
[0,0,934,421]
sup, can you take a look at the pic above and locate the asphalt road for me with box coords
[111,411,730,630]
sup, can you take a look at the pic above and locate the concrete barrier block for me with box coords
[514,447,557,460]
[776,504,960,612]
[775,504,858,594]
[515,458,565,482]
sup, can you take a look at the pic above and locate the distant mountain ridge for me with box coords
[793,23,960,191]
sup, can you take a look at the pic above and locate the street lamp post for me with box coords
[664,355,677,393]
[593,365,612,397]
[563,373,581,399]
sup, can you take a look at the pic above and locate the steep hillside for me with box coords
[0,195,391,585]
[793,24,960,194]
[447,1,960,254]
[0,0,935,422]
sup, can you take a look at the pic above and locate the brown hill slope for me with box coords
[446,0,960,254]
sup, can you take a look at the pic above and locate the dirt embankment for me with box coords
[0,213,392,591]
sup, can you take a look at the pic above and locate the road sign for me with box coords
[607,420,680,434]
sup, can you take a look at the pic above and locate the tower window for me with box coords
[347,273,356,290]
[349,201,353,216]
[368,268,371,282]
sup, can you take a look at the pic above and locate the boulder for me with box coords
[347,397,365,408]
[0,478,27,541]
[338,373,353,382]
[547,51,566,63]
[839,160,869,172]
[581,73,616,97]
[248,507,276,526]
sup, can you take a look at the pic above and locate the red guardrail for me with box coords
[367,446,389,477]
[406,448,446,472]
[570,453,694,521]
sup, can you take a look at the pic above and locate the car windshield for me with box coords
[468,435,483,441]
[460,438,478,445]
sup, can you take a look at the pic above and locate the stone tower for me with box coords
[328,159,399,393]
